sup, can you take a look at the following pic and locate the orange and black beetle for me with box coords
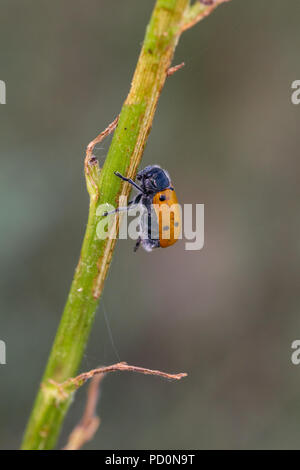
[105,165,181,252]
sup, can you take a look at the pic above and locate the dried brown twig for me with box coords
[64,362,187,389]
[63,362,187,450]
[167,62,185,76]
[64,374,104,450]
[84,115,119,193]
[181,0,231,33]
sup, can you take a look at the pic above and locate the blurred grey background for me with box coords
[1,0,300,450]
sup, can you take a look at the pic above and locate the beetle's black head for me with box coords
[137,165,171,194]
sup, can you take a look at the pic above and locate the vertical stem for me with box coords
[21,0,190,450]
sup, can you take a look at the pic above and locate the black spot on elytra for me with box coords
[163,226,169,231]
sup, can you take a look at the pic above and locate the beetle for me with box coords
[104,165,181,252]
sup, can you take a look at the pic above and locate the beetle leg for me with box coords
[103,194,142,217]
[134,236,142,252]
[103,200,134,217]
[103,206,129,217]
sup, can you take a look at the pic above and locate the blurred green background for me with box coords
[1,0,300,450]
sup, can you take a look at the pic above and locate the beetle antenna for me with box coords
[114,171,144,193]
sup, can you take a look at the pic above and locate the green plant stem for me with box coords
[21,0,229,451]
